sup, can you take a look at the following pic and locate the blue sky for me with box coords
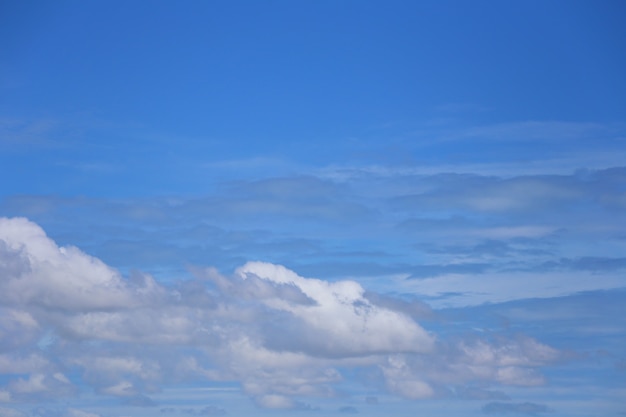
[1,1,625,416]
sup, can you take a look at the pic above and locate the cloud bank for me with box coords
[0,217,566,411]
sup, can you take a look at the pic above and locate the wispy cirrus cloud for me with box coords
[2,166,625,298]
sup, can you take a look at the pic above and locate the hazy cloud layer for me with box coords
[482,401,551,415]
[3,167,624,310]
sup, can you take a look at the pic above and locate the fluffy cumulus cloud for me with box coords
[0,218,137,311]
[0,217,564,409]
[377,334,560,400]
[233,261,435,357]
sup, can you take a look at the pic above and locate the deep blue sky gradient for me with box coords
[2,1,626,197]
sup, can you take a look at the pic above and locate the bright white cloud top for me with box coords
[1,1,625,416]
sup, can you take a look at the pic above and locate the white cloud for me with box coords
[61,307,198,344]
[0,353,49,374]
[74,356,160,381]
[381,355,435,399]
[216,335,340,399]
[100,381,137,397]
[447,337,559,387]
[0,217,136,311]
[5,371,74,401]
[0,217,567,408]
[9,374,47,394]
[65,409,101,417]
[458,337,560,368]
[254,394,295,409]
[0,308,41,352]
[495,366,545,386]
[378,335,560,398]
[234,261,435,357]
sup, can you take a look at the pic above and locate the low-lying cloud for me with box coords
[0,217,564,409]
